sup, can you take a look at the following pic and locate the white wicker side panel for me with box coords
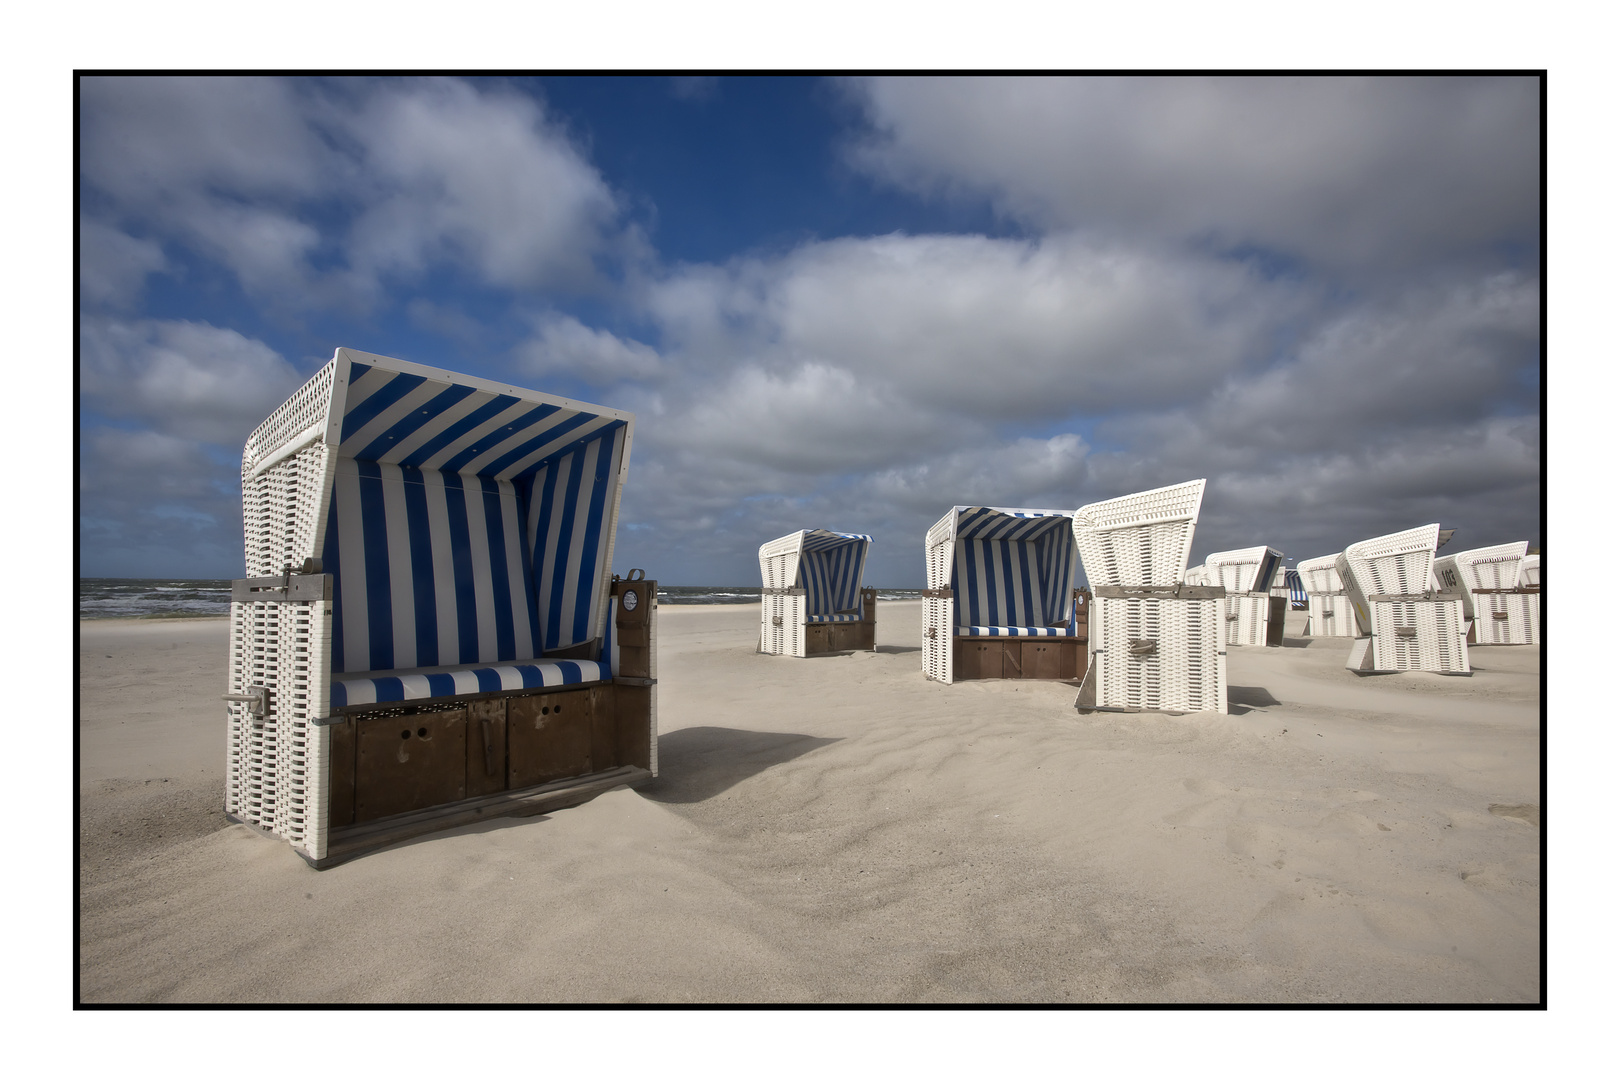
[647,597,659,776]
[923,596,954,683]
[224,602,259,823]
[761,595,786,655]
[1094,596,1224,713]
[1307,595,1359,637]
[1477,593,1537,646]
[1368,600,1470,674]
[1223,594,1268,646]
[789,593,807,659]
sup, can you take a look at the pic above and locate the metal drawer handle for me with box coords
[772,616,783,627]
[1393,627,1418,638]
[1492,612,1509,620]
[222,686,270,718]
[1128,639,1157,656]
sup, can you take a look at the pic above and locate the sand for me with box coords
[77,603,1541,1003]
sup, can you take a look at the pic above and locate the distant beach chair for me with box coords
[223,348,656,868]
[922,506,1086,683]
[1520,554,1541,641]
[758,530,876,657]
[1073,479,1226,714]
[1205,546,1287,647]
[1284,569,1308,610]
[1434,542,1539,645]
[1296,553,1361,637]
[1337,523,1469,674]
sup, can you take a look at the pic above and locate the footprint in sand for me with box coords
[1488,803,1539,827]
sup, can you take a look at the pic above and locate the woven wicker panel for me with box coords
[1342,523,1441,598]
[1368,598,1470,673]
[1223,593,1270,646]
[1519,555,1540,588]
[242,360,335,474]
[1094,595,1225,712]
[1307,594,1359,637]
[1073,480,1206,588]
[923,596,954,683]
[1474,592,1539,646]
[787,593,807,658]
[1296,554,1344,596]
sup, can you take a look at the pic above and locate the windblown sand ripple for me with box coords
[78,604,1540,1003]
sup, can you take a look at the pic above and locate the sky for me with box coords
[77,74,1542,586]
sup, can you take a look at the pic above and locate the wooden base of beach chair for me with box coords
[951,636,1088,681]
[805,618,877,655]
[238,764,656,870]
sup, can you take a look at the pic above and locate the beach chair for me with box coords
[1284,569,1308,611]
[1521,554,1541,642]
[759,530,876,657]
[1337,523,1469,674]
[1296,553,1360,637]
[1434,542,1539,645]
[223,348,656,868]
[1205,546,1287,647]
[922,507,1086,683]
[1073,479,1226,714]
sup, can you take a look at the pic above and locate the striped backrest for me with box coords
[307,351,631,675]
[798,533,870,615]
[520,427,625,653]
[949,510,1077,628]
[324,460,541,673]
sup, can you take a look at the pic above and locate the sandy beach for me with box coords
[78,602,1541,1004]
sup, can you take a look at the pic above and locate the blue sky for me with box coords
[78,75,1541,586]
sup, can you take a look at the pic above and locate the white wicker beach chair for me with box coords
[1073,479,1226,713]
[759,530,876,657]
[1337,523,1469,674]
[922,506,1085,683]
[1434,542,1539,645]
[224,348,656,868]
[1296,553,1360,637]
[1205,546,1287,647]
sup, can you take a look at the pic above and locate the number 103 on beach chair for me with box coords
[223,348,657,868]
[758,530,876,656]
[1338,523,1469,674]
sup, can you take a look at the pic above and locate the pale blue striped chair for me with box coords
[759,530,875,656]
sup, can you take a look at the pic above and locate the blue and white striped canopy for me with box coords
[303,350,633,675]
[336,357,627,481]
[930,507,1078,630]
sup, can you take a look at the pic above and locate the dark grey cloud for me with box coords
[845,76,1540,279]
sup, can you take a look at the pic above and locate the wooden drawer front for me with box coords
[1021,640,1077,680]
[805,623,831,653]
[959,640,1005,680]
[508,690,595,790]
[355,708,468,823]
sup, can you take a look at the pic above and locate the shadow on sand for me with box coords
[1226,685,1282,715]
[642,726,840,805]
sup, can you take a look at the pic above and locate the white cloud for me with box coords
[77,76,622,309]
[344,79,618,291]
[844,76,1540,276]
[79,319,306,446]
[514,313,662,385]
[646,231,1304,423]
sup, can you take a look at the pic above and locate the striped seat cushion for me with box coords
[955,625,1079,637]
[331,659,606,708]
[807,613,863,623]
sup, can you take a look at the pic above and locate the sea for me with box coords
[77,579,924,620]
